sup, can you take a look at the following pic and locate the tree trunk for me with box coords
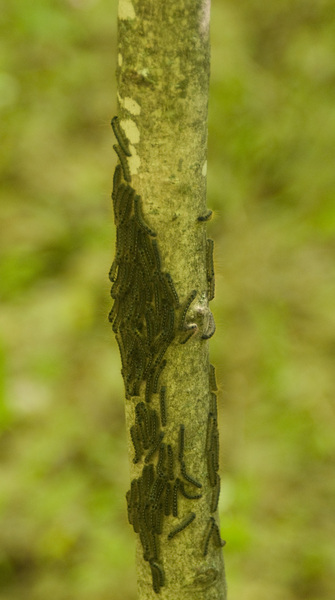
[109,0,227,598]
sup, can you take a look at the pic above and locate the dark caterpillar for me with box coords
[111,116,131,156]
[198,209,213,222]
[168,512,196,540]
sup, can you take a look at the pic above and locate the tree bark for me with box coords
[110,0,227,598]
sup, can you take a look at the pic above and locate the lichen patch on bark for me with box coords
[118,0,136,21]
[124,97,141,115]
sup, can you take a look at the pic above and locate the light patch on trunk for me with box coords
[124,97,141,115]
[202,160,207,176]
[118,0,135,20]
[121,118,140,144]
[118,53,123,67]
[128,153,141,176]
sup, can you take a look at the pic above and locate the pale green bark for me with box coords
[114,1,227,599]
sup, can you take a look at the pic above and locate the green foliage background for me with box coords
[1,1,335,598]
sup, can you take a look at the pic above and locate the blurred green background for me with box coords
[1,0,335,598]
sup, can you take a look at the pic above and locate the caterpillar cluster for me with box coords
[109,116,224,592]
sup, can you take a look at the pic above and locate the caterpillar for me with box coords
[205,412,216,453]
[113,143,131,182]
[162,305,175,342]
[150,475,167,506]
[145,376,154,403]
[208,275,215,301]
[112,163,123,199]
[126,489,133,525]
[157,443,167,476]
[197,209,213,222]
[164,272,180,308]
[130,477,139,504]
[210,474,221,513]
[167,444,174,480]
[203,517,215,557]
[210,392,218,418]
[206,239,215,281]
[138,229,155,268]
[145,306,155,346]
[152,359,167,394]
[212,521,226,548]
[139,251,154,286]
[168,512,196,540]
[179,480,202,500]
[209,364,218,391]
[111,116,131,157]
[180,460,202,489]
[178,424,185,462]
[153,504,164,535]
[159,386,167,427]
[207,450,217,487]
[172,478,180,517]
[164,481,172,516]
[118,185,135,225]
[150,561,165,594]
[108,259,118,283]
[130,424,142,463]
[151,238,161,270]
[212,428,220,472]
[132,505,140,534]
[145,432,164,463]
[201,311,216,340]
[148,409,159,446]
[142,463,155,496]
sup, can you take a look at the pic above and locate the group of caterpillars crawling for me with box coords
[109,116,224,593]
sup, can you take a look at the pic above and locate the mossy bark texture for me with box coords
[109,1,227,598]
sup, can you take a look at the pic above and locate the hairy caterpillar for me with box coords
[172,478,180,517]
[157,443,167,476]
[179,480,202,500]
[201,311,216,340]
[159,386,167,427]
[150,561,165,593]
[210,474,221,513]
[130,424,142,463]
[180,460,202,489]
[164,272,180,308]
[164,482,172,516]
[167,444,174,480]
[178,424,185,462]
[152,359,167,394]
[206,239,214,280]
[203,517,215,557]
[145,432,164,463]
[113,143,131,182]
[197,209,213,222]
[111,116,131,157]
[209,364,218,391]
[168,512,196,540]
[212,521,226,548]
